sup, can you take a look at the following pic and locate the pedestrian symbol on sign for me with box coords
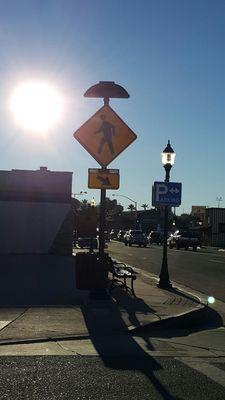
[95,115,116,155]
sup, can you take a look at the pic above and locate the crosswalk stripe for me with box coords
[177,357,225,388]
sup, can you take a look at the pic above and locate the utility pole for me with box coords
[216,196,223,208]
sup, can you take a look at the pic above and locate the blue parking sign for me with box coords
[152,182,182,207]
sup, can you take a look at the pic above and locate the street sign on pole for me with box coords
[74,105,137,167]
[152,182,182,207]
[88,168,119,189]
[73,81,136,290]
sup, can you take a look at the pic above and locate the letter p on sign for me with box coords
[156,183,168,201]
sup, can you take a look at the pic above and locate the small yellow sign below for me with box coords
[74,105,137,167]
[88,168,119,190]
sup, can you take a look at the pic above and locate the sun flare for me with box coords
[10,81,63,133]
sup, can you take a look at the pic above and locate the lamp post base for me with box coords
[157,280,173,290]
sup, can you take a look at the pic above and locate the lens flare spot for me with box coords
[207,296,215,304]
[10,81,63,133]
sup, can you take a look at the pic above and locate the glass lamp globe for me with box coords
[161,140,176,166]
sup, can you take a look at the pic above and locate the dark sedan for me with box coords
[77,237,98,249]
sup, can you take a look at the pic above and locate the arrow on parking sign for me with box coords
[169,188,180,194]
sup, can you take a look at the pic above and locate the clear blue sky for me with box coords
[0,0,224,214]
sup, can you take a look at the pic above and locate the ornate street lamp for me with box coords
[161,140,176,182]
[158,140,176,289]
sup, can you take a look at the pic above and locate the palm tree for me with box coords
[79,199,89,210]
[127,204,135,212]
[141,204,148,211]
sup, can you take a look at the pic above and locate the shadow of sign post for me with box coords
[81,288,182,400]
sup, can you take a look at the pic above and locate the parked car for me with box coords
[110,229,118,240]
[124,230,148,247]
[147,231,164,245]
[77,237,98,249]
[117,230,126,241]
[167,230,201,251]
[104,231,111,242]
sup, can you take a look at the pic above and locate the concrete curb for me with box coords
[0,302,221,346]
[117,262,218,334]
[131,303,205,334]
[0,334,91,346]
[131,303,223,334]
[0,260,221,346]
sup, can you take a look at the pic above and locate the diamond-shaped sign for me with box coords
[73,105,137,167]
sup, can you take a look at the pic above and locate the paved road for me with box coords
[107,241,225,302]
[0,243,224,399]
[0,353,225,399]
[1,328,224,399]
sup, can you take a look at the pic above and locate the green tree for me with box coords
[76,199,98,236]
[96,197,123,230]
[79,198,89,210]
[174,213,202,230]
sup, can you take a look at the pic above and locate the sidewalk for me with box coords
[199,246,225,254]
[0,269,205,345]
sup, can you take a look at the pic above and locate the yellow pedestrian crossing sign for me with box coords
[74,105,137,167]
[88,168,119,189]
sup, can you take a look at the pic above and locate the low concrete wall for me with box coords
[0,255,82,306]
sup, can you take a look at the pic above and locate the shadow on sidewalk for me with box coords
[145,305,224,340]
[113,286,159,327]
[81,290,182,400]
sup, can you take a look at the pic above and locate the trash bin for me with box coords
[75,252,109,290]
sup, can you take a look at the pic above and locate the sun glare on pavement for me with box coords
[9,81,63,133]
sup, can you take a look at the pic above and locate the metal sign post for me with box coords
[99,166,107,264]
[73,81,137,293]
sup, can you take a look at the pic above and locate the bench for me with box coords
[109,261,137,296]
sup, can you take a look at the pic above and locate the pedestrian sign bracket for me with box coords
[74,105,137,167]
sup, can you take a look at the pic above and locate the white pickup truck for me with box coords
[167,230,201,251]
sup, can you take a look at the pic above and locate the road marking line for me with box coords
[209,259,225,264]
[177,357,225,388]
